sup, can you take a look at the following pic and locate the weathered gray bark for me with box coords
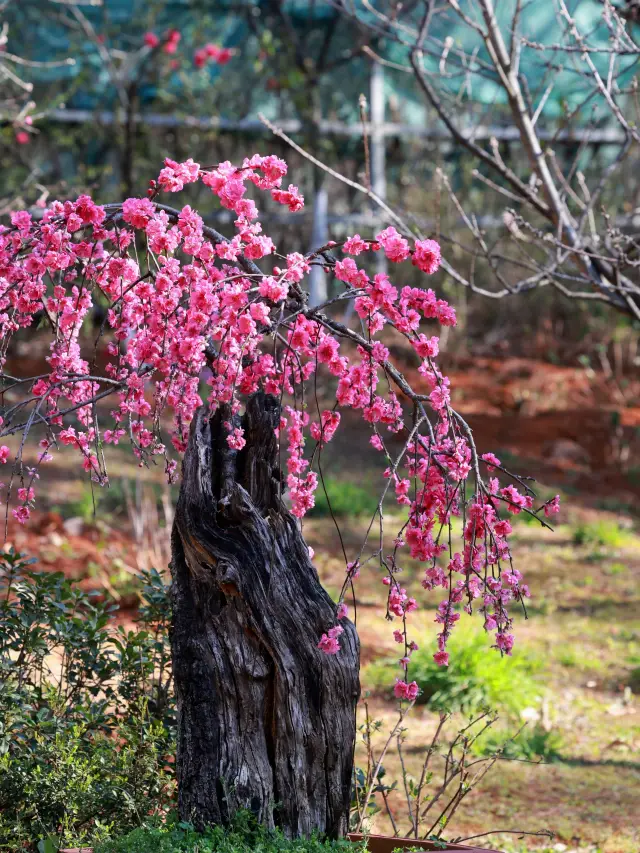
[170,392,360,838]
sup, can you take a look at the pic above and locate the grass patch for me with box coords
[309,477,381,519]
[571,519,636,550]
[474,724,564,762]
[53,480,128,522]
[604,561,627,576]
[94,815,363,853]
[551,642,607,672]
[363,627,543,719]
[627,663,640,694]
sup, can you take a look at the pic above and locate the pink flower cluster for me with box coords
[0,152,553,674]
[318,625,344,655]
[394,679,419,701]
[283,408,318,517]
[194,43,234,68]
[143,31,235,67]
[143,29,181,54]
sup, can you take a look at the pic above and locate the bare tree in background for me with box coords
[0,14,75,125]
[0,11,75,212]
[331,0,640,318]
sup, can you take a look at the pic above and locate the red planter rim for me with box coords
[346,833,503,853]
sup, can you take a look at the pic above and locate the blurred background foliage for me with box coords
[3,1,640,360]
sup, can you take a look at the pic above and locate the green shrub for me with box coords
[95,813,364,853]
[474,724,564,761]
[604,562,627,576]
[363,626,543,718]
[0,551,175,851]
[54,481,128,523]
[309,478,380,518]
[571,519,634,549]
[627,665,640,695]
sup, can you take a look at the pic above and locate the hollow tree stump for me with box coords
[170,391,360,838]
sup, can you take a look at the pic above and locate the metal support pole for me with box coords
[309,179,329,306]
[370,59,387,275]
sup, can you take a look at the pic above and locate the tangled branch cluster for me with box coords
[337,0,640,316]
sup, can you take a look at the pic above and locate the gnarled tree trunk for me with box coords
[170,392,360,838]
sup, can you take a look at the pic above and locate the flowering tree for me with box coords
[0,155,559,837]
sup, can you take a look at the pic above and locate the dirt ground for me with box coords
[2,353,639,853]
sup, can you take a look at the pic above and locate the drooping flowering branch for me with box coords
[0,153,559,682]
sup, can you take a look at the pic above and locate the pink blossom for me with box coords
[370,434,384,451]
[413,334,439,359]
[283,252,311,283]
[412,239,441,274]
[122,197,156,228]
[343,234,368,255]
[244,235,274,259]
[11,210,32,233]
[429,385,450,411]
[347,560,360,579]
[271,185,304,212]
[500,485,533,515]
[376,227,410,263]
[310,410,340,445]
[259,277,288,302]
[163,29,181,54]
[481,452,501,472]
[74,195,105,226]
[226,427,246,450]
[394,679,419,701]
[544,495,561,517]
[12,506,30,524]
[317,634,340,654]
[144,32,160,48]
[494,519,512,537]
[495,632,514,655]
[203,43,234,64]
[317,625,343,655]
[158,158,200,193]
[436,303,457,326]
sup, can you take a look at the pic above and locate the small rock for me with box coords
[63,516,84,537]
[520,706,541,722]
[606,702,632,716]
